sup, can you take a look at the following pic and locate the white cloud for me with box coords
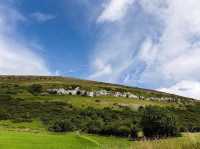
[0,2,50,75]
[89,59,113,80]
[89,31,135,83]
[159,80,200,100]
[90,0,200,99]
[31,12,56,23]
[138,0,200,85]
[0,38,50,75]
[98,0,135,22]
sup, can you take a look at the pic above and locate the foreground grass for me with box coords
[0,129,199,149]
[130,133,200,149]
[0,130,131,149]
[0,120,199,149]
[0,131,99,149]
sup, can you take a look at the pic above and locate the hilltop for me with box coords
[0,75,196,103]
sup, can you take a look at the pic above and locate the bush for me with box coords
[86,119,104,134]
[28,84,42,95]
[0,109,10,120]
[49,119,75,132]
[99,123,131,137]
[140,106,180,138]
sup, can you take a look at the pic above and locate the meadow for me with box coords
[0,129,199,149]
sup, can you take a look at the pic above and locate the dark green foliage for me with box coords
[0,93,199,139]
[0,95,139,137]
[140,106,180,138]
[49,119,75,132]
[85,119,104,134]
[167,104,200,132]
[0,84,19,95]
[0,108,10,120]
[28,84,42,95]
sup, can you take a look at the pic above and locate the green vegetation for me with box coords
[0,94,199,139]
[28,84,43,95]
[140,106,179,138]
[0,130,199,149]
[0,75,195,102]
[0,75,199,148]
[0,131,100,149]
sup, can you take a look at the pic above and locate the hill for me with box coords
[0,75,200,149]
[0,75,196,102]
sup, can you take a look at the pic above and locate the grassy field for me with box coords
[0,120,199,149]
[14,94,175,109]
[0,129,199,149]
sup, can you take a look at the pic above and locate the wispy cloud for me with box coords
[30,12,56,23]
[89,0,200,99]
[97,0,135,22]
[159,81,200,100]
[0,2,50,75]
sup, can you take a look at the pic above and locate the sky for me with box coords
[0,0,200,99]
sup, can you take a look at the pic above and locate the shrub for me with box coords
[0,109,10,120]
[86,119,104,134]
[49,119,75,132]
[140,106,180,138]
[28,84,42,95]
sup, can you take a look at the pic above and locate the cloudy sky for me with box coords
[0,0,200,99]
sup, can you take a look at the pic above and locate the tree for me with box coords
[140,106,180,138]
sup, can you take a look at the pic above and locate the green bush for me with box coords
[0,109,10,120]
[140,106,180,138]
[28,84,42,95]
[86,119,104,134]
[49,119,75,132]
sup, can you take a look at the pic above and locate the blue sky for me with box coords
[15,0,98,77]
[1,0,200,99]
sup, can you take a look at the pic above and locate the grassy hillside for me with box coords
[0,75,195,102]
[0,75,199,132]
[0,75,199,149]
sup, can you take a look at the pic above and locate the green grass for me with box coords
[0,129,199,149]
[0,130,131,149]
[0,120,199,149]
[0,131,99,149]
[131,133,200,149]
[14,94,175,109]
[0,120,131,149]
[0,120,46,132]
[0,121,199,149]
